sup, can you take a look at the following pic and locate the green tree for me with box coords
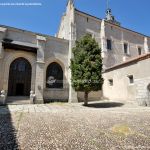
[70,34,103,106]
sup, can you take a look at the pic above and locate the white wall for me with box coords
[103,57,150,104]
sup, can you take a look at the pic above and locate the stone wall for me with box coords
[44,88,69,102]
[103,56,150,105]
[104,22,146,68]
[74,10,149,69]
[0,59,3,90]
[75,10,101,43]
[6,28,37,44]
[0,25,70,103]
[147,37,150,52]
[1,49,36,95]
[78,91,102,102]
[44,37,69,87]
[135,78,150,106]
[103,65,136,102]
[43,37,69,101]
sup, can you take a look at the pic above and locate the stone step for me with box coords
[6,96,30,105]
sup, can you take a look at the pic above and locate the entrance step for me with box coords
[6,96,30,105]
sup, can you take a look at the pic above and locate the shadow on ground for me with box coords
[84,102,124,108]
[0,105,19,149]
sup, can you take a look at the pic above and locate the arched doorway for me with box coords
[8,57,32,96]
[46,62,63,88]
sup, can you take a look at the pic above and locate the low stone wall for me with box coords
[43,88,69,103]
[77,91,102,102]
[135,78,150,106]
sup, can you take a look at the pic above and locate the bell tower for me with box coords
[105,0,120,26]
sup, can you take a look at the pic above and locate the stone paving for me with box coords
[0,101,150,150]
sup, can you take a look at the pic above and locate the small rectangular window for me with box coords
[107,39,112,50]
[108,79,113,86]
[124,43,128,54]
[87,17,89,22]
[128,75,134,84]
[111,26,113,30]
[138,47,142,55]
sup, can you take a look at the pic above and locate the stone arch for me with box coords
[2,51,36,95]
[46,62,63,88]
[44,58,67,88]
[8,57,32,96]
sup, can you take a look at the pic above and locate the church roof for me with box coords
[75,8,102,22]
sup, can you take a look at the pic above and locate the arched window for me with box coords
[46,62,63,88]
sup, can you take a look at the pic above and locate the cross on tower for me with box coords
[106,0,110,9]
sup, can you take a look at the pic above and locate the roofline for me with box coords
[75,9,150,38]
[104,53,150,73]
[75,9,102,22]
[0,24,69,43]
[104,20,150,38]
[57,14,66,37]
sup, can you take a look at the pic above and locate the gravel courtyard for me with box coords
[0,101,150,150]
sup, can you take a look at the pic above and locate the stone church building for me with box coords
[0,0,150,105]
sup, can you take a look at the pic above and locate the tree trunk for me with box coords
[84,91,89,106]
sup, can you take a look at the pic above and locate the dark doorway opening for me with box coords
[8,57,32,96]
[16,83,24,96]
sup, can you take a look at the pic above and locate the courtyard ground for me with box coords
[0,100,150,150]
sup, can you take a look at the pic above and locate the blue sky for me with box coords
[0,0,149,36]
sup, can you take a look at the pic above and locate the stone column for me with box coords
[0,27,7,101]
[0,27,7,59]
[144,37,149,54]
[101,19,107,58]
[100,19,108,70]
[68,22,78,103]
[34,35,46,104]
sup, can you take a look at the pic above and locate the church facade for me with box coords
[0,0,150,105]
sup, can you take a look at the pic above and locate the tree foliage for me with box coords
[70,34,103,105]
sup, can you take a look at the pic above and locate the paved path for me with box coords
[0,100,147,113]
[0,101,150,150]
